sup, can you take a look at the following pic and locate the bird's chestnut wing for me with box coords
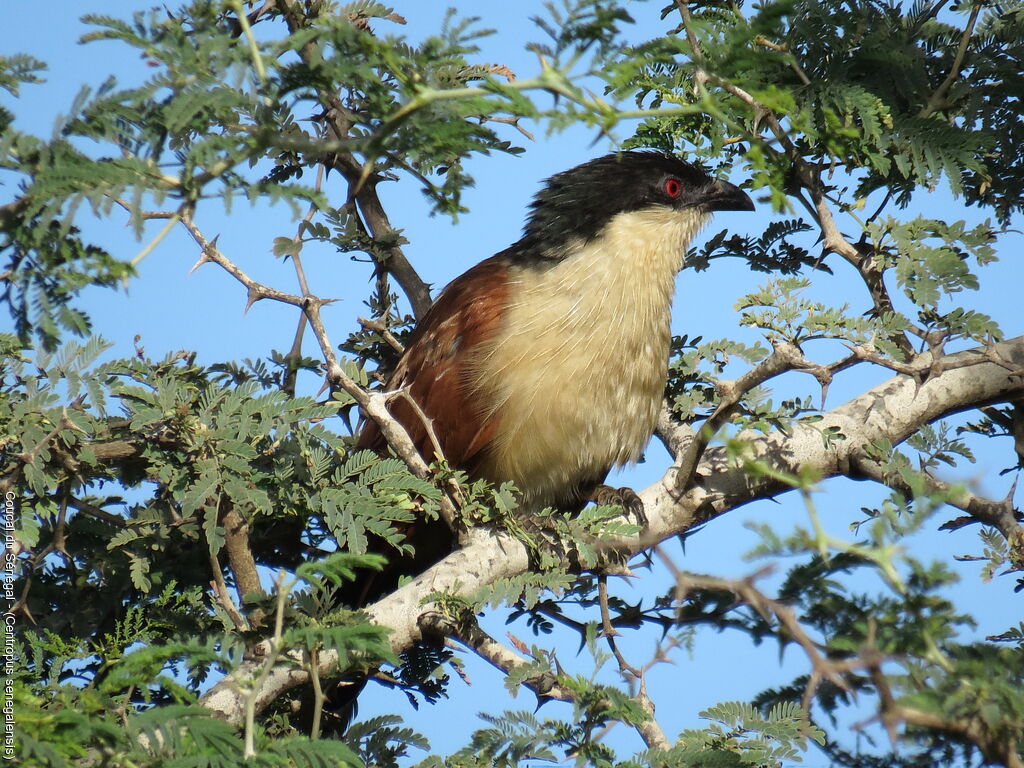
[357,254,510,473]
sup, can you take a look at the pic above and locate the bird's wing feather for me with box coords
[357,254,511,473]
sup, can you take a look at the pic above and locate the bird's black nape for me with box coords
[510,151,737,260]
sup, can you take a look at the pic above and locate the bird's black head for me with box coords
[513,151,753,260]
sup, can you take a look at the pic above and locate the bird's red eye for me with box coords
[664,178,682,198]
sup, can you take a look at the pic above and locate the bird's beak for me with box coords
[705,178,755,212]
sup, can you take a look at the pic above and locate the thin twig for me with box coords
[919,3,982,118]
[308,646,324,739]
[229,0,268,87]
[479,114,536,141]
[130,211,182,267]
[753,35,811,86]
[868,650,1023,768]
[418,612,573,702]
[180,209,307,308]
[243,570,291,758]
[66,496,127,528]
[282,163,324,396]
[209,550,250,633]
[595,574,672,750]
[597,574,640,676]
[673,342,809,492]
[113,199,180,220]
[674,0,709,88]
[178,210,463,533]
[387,389,446,467]
[358,316,405,354]
[656,548,850,713]
[681,39,920,358]
[853,451,1024,568]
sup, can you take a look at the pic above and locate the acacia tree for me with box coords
[3,0,1023,766]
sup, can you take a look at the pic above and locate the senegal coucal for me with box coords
[314,151,754,732]
[352,150,754,603]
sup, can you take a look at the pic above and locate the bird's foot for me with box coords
[592,484,646,527]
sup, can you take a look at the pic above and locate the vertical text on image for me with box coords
[3,491,17,760]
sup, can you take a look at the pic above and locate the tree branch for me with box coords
[597,573,672,751]
[221,506,266,605]
[852,453,1024,568]
[919,3,982,118]
[210,548,250,633]
[358,316,405,355]
[691,61,919,358]
[179,209,463,534]
[659,554,849,712]
[672,341,809,491]
[276,0,433,319]
[870,655,1023,768]
[418,611,574,703]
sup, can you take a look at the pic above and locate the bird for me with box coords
[311,151,753,734]
[352,150,754,603]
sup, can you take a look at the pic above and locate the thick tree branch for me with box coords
[200,528,529,722]
[221,507,266,604]
[200,336,1024,724]
[662,342,862,493]
[653,336,1024,532]
[656,398,695,459]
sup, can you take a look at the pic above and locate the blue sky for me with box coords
[3,1,1022,763]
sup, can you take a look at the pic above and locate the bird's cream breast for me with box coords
[471,207,709,509]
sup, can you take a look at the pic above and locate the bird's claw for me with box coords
[593,484,646,527]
